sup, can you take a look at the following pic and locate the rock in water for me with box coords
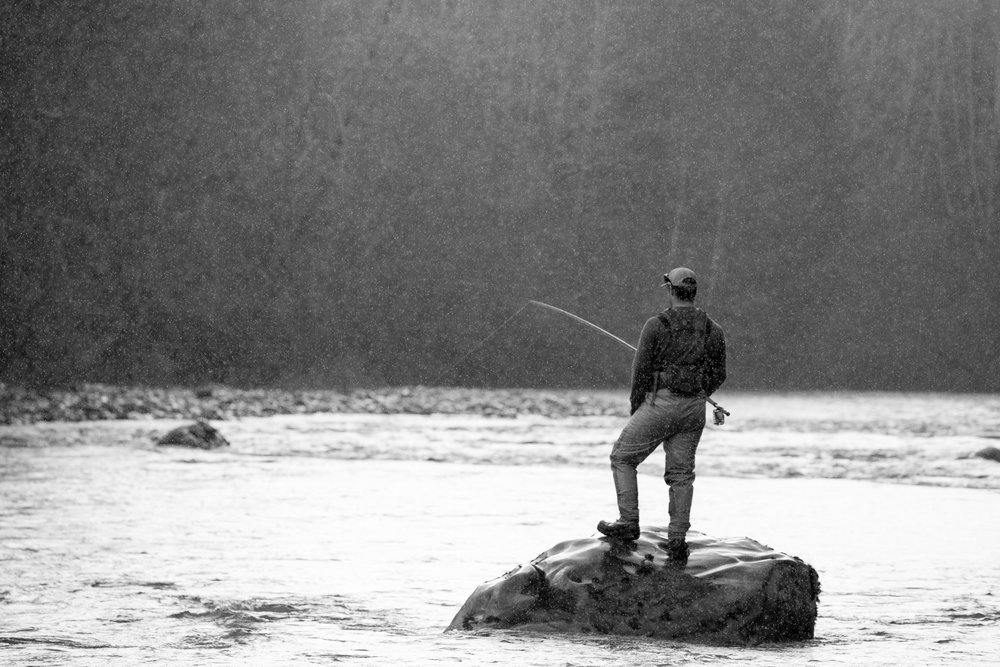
[447,529,820,645]
[974,446,1000,463]
[156,420,229,449]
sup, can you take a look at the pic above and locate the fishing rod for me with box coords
[528,300,730,417]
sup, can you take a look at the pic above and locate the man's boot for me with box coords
[597,519,640,541]
[665,537,689,565]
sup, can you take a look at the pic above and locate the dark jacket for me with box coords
[628,306,727,414]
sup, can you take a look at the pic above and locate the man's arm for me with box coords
[629,318,661,414]
[702,320,727,397]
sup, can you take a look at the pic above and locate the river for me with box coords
[2,392,999,665]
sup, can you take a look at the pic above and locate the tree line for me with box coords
[2,0,998,391]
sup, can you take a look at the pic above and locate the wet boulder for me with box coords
[156,420,229,449]
[447,529,820,645]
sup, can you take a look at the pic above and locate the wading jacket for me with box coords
[628,306,727,415]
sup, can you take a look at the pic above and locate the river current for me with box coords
[2,392,999,665]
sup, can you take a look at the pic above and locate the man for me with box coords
[597,267,727,565]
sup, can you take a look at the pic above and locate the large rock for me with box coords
[156,420,229,449]
[447,529,820,645]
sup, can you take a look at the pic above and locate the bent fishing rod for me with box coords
[528,300,730,416]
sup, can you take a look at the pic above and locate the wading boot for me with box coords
[665,537,689,566]
[597,519,640,541]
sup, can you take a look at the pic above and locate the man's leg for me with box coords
[662,427,703,540]
[604,397,671,529]
[610,434,662,524]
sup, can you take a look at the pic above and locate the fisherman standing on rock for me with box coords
[597,267,727,565]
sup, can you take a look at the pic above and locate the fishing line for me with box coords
[429,301,530,386]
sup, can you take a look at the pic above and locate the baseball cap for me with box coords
[661,267,697,287]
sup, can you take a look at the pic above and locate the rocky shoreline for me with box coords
[0,384,628,425]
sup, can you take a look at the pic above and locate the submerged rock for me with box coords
[447,529,820,645]
[156,420,229,449]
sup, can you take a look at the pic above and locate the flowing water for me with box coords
[2,392,999,665]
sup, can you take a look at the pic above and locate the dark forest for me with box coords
[3,0,999,391]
